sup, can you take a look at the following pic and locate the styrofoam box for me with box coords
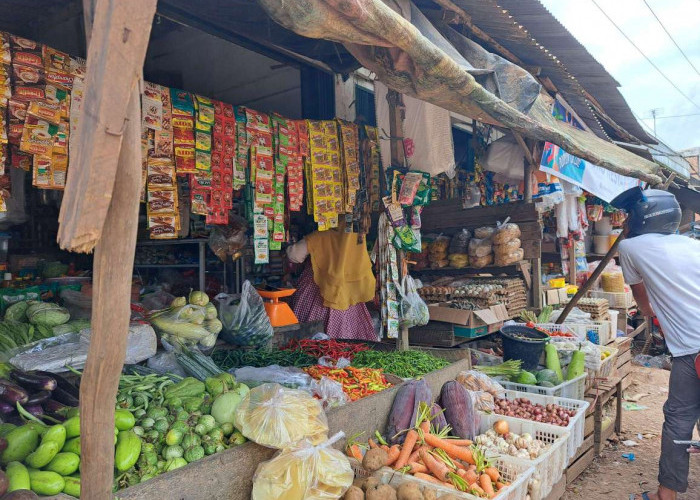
[375,457,534,500]
[477,413,569,500]
[483,389,589,460]
[500,372,586,401]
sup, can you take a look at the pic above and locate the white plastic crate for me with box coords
[476,413,569,500]
[375,457,534,500]
[561,321,612,346]
[550,339,619,374]
[590,289,635,309]
[512,322,582,339]
[483,389,589,460]
[500,372,586,401]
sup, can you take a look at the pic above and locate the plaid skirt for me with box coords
[292,261,377,341]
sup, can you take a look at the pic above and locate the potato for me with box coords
[397,482,424,500]
[366,484,397,500]
[362,477,380,492]
[343,485,366,500]
[362,448,389,472]
[420,487,437,500]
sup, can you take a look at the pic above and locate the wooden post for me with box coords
[556,234,626,324]
[513,132,535,203]
[567,244,577,285]
[387,90,410,350]
[56,1,156,497]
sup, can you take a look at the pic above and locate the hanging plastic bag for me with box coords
[234,383,329,449]
[399,275,429,329]
[251,432,353,500]
[216,281,273,347]
[309,377,348,409]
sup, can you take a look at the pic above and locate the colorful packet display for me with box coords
[337,119,360,213]
[307,120,344,230]
[364,125,382,212]
[171,88,196,175]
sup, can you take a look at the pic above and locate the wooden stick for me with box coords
[556,234,625,324]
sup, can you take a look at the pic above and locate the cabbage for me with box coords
[28,307,70,328]
[4,301,29,322]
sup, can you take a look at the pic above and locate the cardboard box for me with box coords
[428,303,509,333]
[542,287,569,306]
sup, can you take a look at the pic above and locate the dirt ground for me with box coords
[563,366,700,500]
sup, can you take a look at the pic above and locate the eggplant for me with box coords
[23,405,43,417]
[0,401,14,414]
[43,399,67,414]
[25,391,52,406]
[50,385,79,407]
[0,436,7,453]
[0,379,28,404]
[35,370,78,398]
[11,370,57,392]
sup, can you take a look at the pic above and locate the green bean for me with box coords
[351,350,450,378]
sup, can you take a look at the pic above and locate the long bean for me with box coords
[351,350,450,378]
[212,348,316,370]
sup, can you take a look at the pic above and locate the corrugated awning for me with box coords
[256,0,663,185]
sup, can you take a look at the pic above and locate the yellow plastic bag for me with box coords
[234,383,328,449]
[252,433,353,500]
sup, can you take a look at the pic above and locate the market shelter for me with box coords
[256,0,662,185]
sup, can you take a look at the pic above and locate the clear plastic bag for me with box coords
[493,222,521,244]
[233,365,313,390]
[251,432,353,500]
[474,226,495,239]
[449,228,472,254]
[149,303,212,346]
[493,238,521,256]
[310,377,348,409]
[399,275,429,329]
[468,237,493,258]
[59,289,92,319]
[455,370,506,397]
[468,390,496,412]
[470,254,494,268]
[216,281,273,347]
[147,351,187,377]
[208,214,248,262]
[140,290,176,312]
[494,248,524,266]
[234,383,329,449]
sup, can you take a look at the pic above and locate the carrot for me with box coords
[480,473,495,498]
[470,483,485,495]
[386,445,401,466]
[468,464,477,471]
[368,438,378,449]
[380,444,390,452]
[484,467,500,483]
[463,468,479,485]
[445,439,473,446]
[422,433,476,464]
[419,448,450,481]
[413,472,456,488]
[346,444,363,461]
[408,461,428,474]
[419,420,430,434]
[394,429,418,470]
[496,482,507,491]
[408,445,428,463]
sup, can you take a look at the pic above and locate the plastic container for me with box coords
[595,216,613,235]
[485,389,589,460]
[500,372,586,401]
[548,277,566,288]
[609,309,620,337]
[500,325,549,371]
[375,457,534,500]
[590,289,635,309]
[593,234,611,254]
[561,321,611,345]
[477,413,570,500]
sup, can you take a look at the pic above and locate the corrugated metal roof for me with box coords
[430,0,657,145]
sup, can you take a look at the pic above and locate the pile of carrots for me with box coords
[346,404,510,498]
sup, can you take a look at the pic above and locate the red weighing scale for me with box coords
[256,286,299,327]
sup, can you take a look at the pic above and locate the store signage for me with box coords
[539,141,639,202]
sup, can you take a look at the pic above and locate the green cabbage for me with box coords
[4,301,29,322]
[28,307,70,328]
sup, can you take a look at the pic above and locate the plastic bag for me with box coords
[140,290,176,312]
[59,289,92,319]
[455,370,505,397]
[494,248,524,266]
[468,237,493,258]
[474,226,495,239]
[399,275,429,329]
[208,214,248,262]
[217,281,273,347]
[493,222,521,244]
[147,351,187,378]
[449,228,471,254]
[468,390,495,412]
[251,432,353,500]
[233,365,313,390]
[602,269,625,293]
[310,377,348,409]
[234,383,329,449]
[493,238,521,256]
[470,254,494,268]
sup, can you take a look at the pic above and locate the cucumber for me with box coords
[24,441,60,469]
[44,452,80,476]
[62,437,81,456]
[115,431,142,472]
[63,476,81,498]
[63,416,80,439]
[5,461,30,492]
[28,469,65,496]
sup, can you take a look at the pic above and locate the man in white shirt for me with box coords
[613,188,700,500]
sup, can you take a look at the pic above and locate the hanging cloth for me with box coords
[305,230,376,311]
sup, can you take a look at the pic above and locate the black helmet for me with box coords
[610,187,681,237]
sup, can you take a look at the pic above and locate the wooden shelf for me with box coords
[411,261,527,274]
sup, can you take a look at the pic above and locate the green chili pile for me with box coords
[351,350,451,378]
[211,348,317,370]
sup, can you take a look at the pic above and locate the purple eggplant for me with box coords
[23,405,43,417]
[35,371,78,398]
[0,402,14,414]
[0,379,28,404]
[50,386,79,407]
[25,391,52,406]
[11,370,56,391]
[43,399,67,414]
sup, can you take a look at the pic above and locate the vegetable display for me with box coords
[474,421,550,460]
[211,348,316,371]
[351,350,450,379]
[493,397,576,427]
[148,293,222,349]
[283,339,370,361]
[303,366,392,401]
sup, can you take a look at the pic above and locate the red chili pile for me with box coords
[303,365,391,401]
[283,339,370,361]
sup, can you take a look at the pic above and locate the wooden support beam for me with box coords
[60,0,156,498]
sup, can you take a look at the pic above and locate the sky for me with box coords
[539,0,700,153]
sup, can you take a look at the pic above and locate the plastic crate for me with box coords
[561,321,612,346]
[477,413,569,500]
[484,389,589,460]
[375,457,534,500]
[590,289,635,309]
[512,322,582,339]
[500,372,586,401]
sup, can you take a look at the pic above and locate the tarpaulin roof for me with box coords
[256,0,663,185]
